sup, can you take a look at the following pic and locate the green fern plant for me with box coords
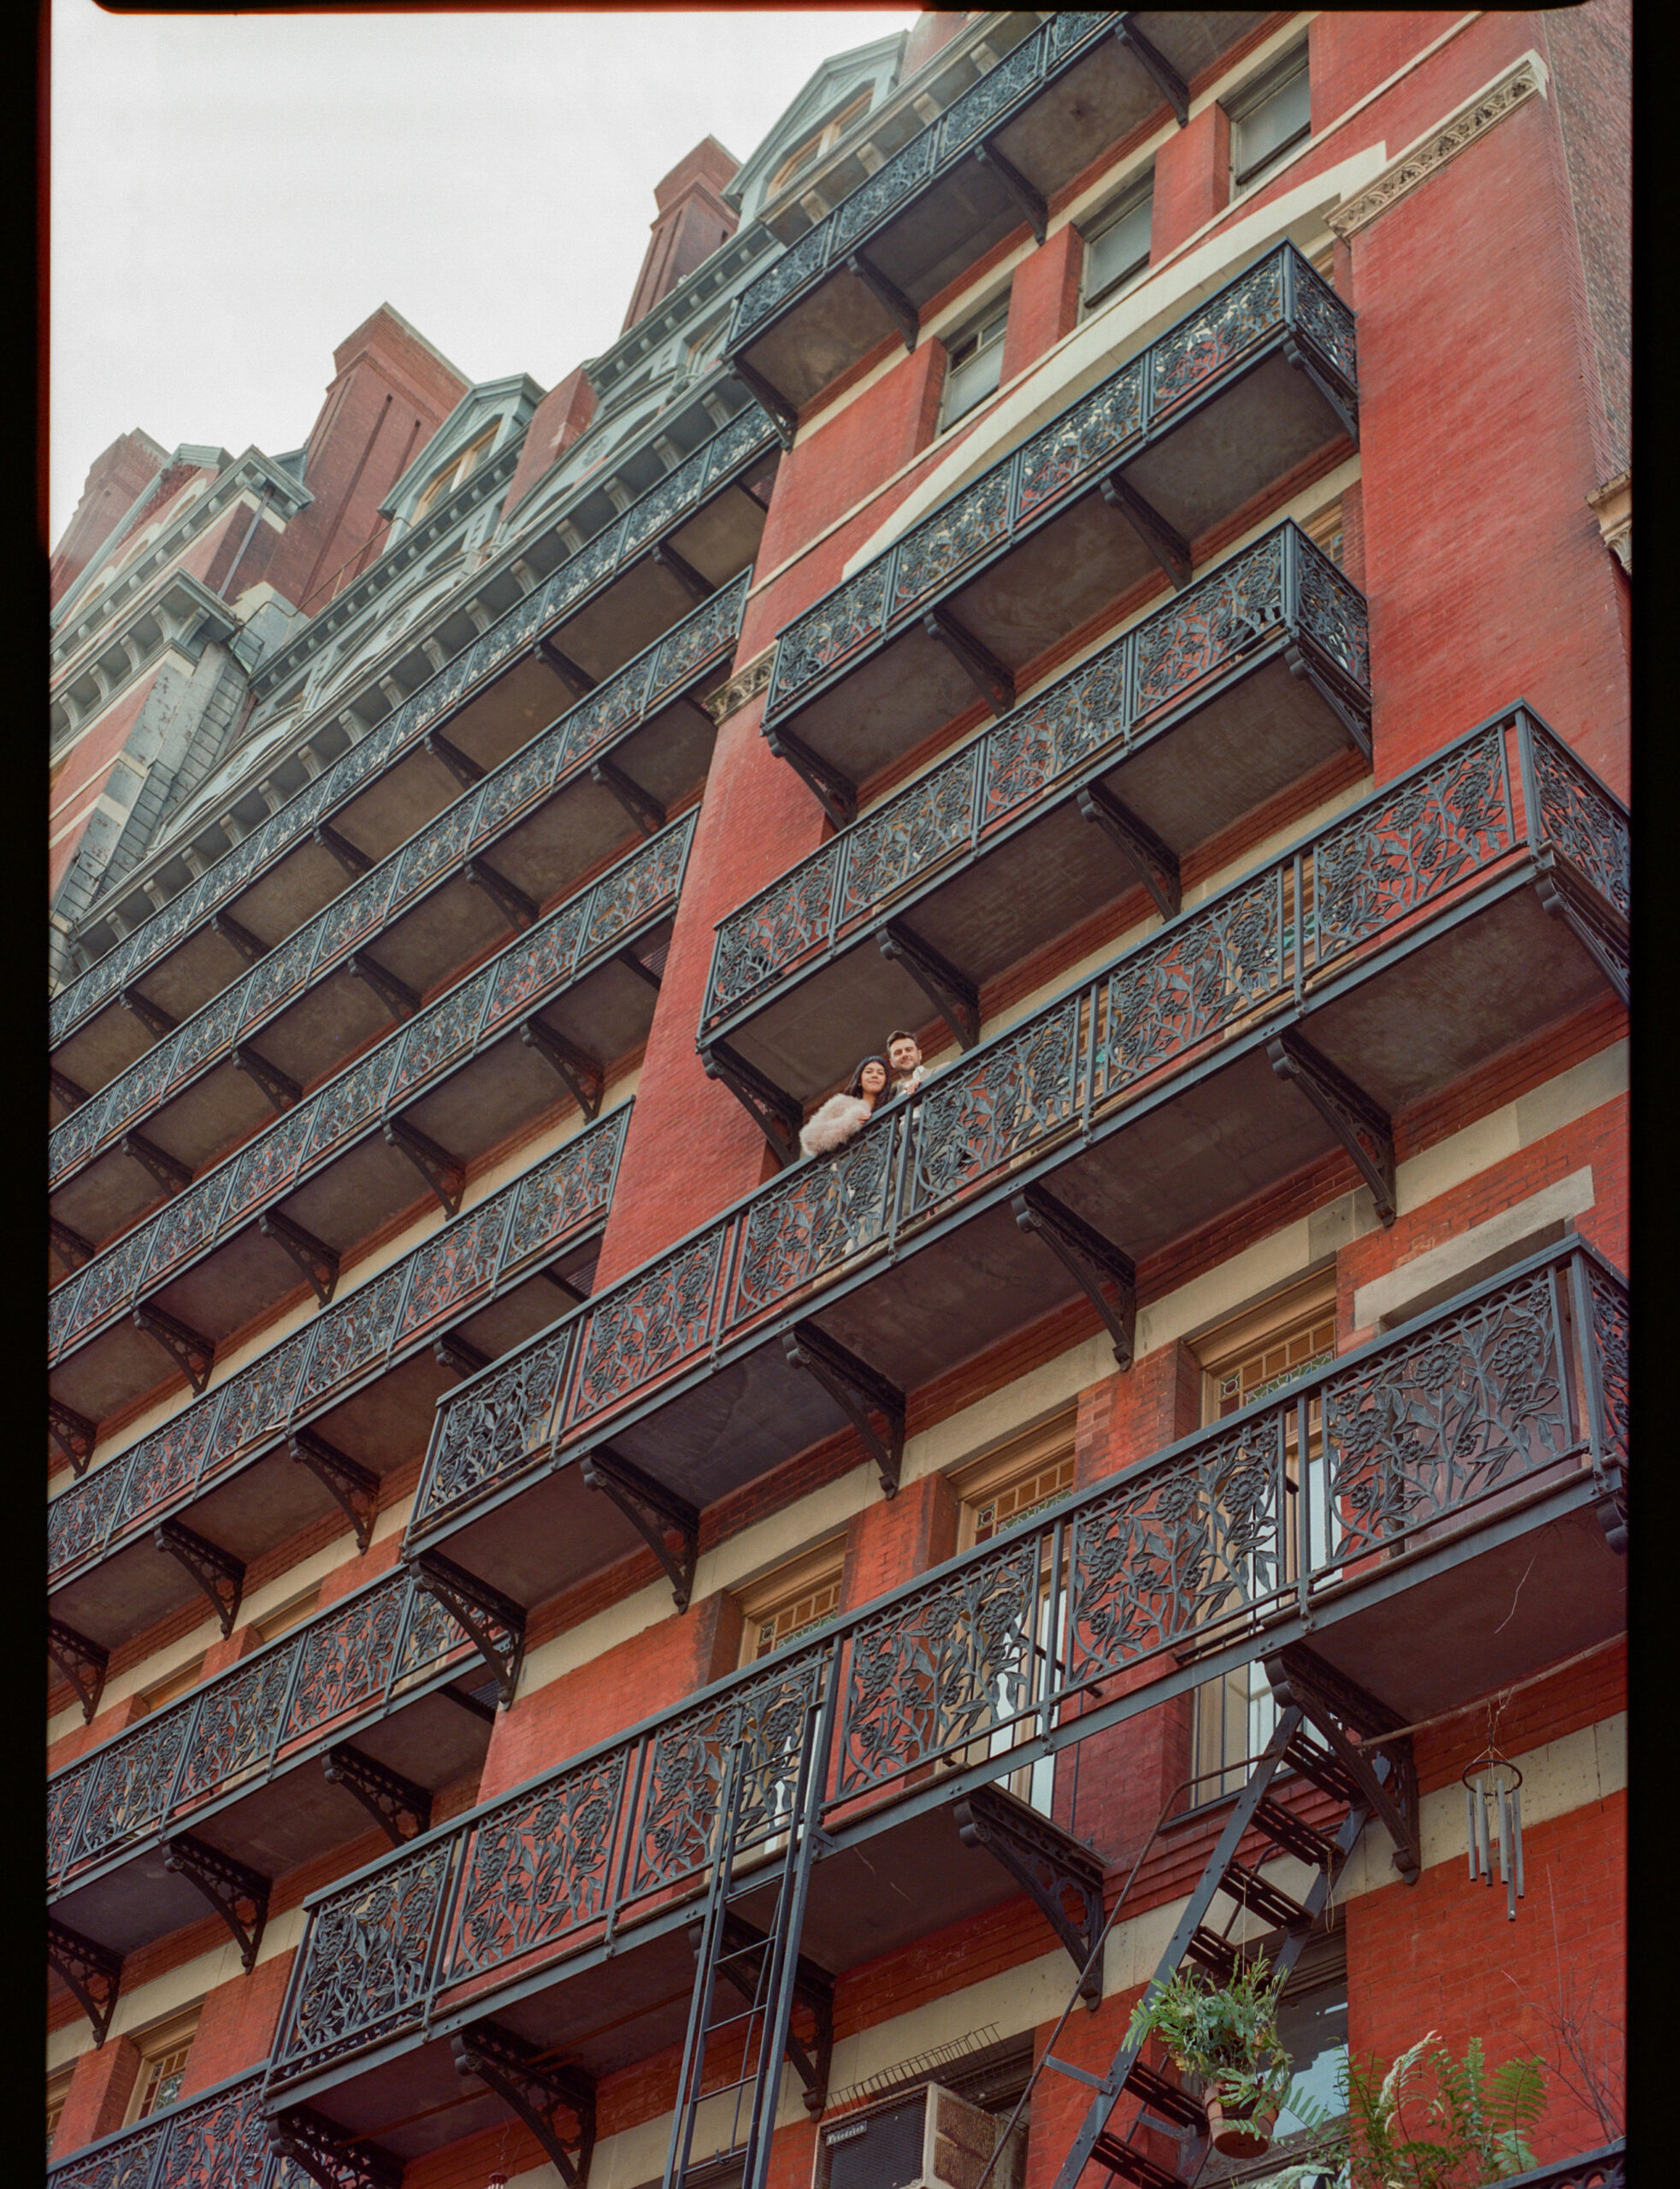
[1279,2031,1547,2188]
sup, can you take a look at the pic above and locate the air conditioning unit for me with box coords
[814,2081,1021,2189]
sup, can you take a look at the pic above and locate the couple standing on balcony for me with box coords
[798,1031,928,1159]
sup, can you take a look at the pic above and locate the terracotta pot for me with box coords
[1205,2094,1277,2160]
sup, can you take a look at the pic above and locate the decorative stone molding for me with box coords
[1588,471,1630,575]
[705,644,776,723]
[1328,57,1545,238]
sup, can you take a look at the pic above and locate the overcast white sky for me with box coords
[49,3,918,541]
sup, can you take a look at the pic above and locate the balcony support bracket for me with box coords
[133,1301,215,1393]
[464,854,539,931]
[1282,333,1359,447]
[51,1066,91,1110]
[956,1784,1106,2006]
[212,911,268,965]
[536,635,597,697]
[51,1217,96,1272]
[121,987,180,1041]
[162,1832,270,1970]
[974,139,1046,243]
[47,1916,121,2046]
[522,1018,605,1119]
[154,1516,245,1634]
[590,756,667,839]
[846,249,918,352]
[347,948,421,1022]
[1101,470,1193,591]
[653,541,716,605]
[424,725,486,790]
[701,1038,805,1168]
[49,1616,109,1723]
[1115,15,1189,128]
[289,1430,380,1553]
[267,2107,404,2189]
[1268,1027,1396,1225]
[314,821,374,880]
[729,355,799,449]
[1285,638,1372,760]
[1077,780,1182,919]
[763,723,858,830]
[384,1115,467,1217]
[49,1397,97,1474]
[409,1549,527,1708]
[1534,853,1630,1009]
[1265,1643,1421,1883]
[235,1042,304,1116]
[433,1330,492,1380]
[877,917,981,1050]
[453,2021,598,2189]
[581,1445,700,1613]
[1012,1183,1137,1369]
[322,1743,433,1847]
[689,1909,835,2118]
[783,1320,904,1496]
[260,1208,341,1306]
[122,1130,193,1195]
[921,604,1016,716]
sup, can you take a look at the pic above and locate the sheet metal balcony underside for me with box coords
[726,650,1356,1105]
[49,931,668,1438]
[51,460,770,1103]
[52,699,711,1256]
[268,1484,1623,2160]
[427,872,1610,1611]
[780,354,1345,794]
[737,15,1264,416]
[48,1231,600,1657]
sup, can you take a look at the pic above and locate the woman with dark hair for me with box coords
[799,1054,889,1159]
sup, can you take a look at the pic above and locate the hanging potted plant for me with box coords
[1124,1955,1296,2160]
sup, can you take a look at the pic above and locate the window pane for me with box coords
[1085,196,1152,301]
[1234,63,1310,180]
[944,338,1004,424]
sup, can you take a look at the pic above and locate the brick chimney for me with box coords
[621,137,741,334]
[50,431,169,607]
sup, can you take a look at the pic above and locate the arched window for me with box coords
[411,423,499,522]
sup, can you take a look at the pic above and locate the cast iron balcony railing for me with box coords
[48,817,692,1443]
[1499,2146,1627,2189]
[50,407,774,1051]
[264,1237,1627,2097]
[48,575,747,1212]
[48,2068,309,2189]
[47,1109,626,1689]
[754,243,1355,823]
[701,519,1367,1121]
[402,707,1626,1574]
[726,13,1268,429]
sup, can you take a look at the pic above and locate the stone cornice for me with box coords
[50,571,241,750]
[1327,55,1547,239]
[704,642,775,723]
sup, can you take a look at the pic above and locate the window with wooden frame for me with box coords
[47,2068,73,2157]
[1226,44,1312,188]
[940,292,1012,429]
[137,1651,205,1718]
[251,1583,321,1645]
[735,1538,847,1668]
[412,424,498,522]
[124,2009,200,2125]
[1301,496,1344,569]
[1081,175,1154,311]
[767,89,874,200]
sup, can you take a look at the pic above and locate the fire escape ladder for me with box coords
[663,1696,834,2189]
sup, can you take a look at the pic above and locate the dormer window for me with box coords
[767,89,872,200]
[412,425,498,522]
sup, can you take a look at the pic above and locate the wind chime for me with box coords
[1463,1741,1524,1921]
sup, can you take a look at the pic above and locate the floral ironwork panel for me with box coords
[395,1579,462,1681]
[569,1229,725,1427]
[49,1087,111,1179]
[581,816,693,958]
[1294,540,1370,691]
[174,976,259,1083]
[1528,727,1630,919]
[937,25,1046,155]
[239,922,323,1026]
[1067,1418,1289,1683]
[397,1190,511,1337]
[225,1100,316,1221]
[280,1837,459,2068]
[1133,532,1283,717]
[734,223,829,339]
[49,2130,162,2189]
[1586,1262,1629,1464]
[911,996,1082,1210]
[97,1033,179,1144]
[769,563,890,712]
[840,746,979,923]
[1150,255,1284,415]
[115,1404,218,1531]
[707,847,840,1021]
[621,445,710,557]
[1311,726,1512,963]
[481,902,588,1034]
[1098,871,1285,1096]
[1321,1271,1571,1560]
[50,1458,126,1576]
[557,660,653,776]
[648,571,749,702]
[150,2077,276,2189]
[172,1649,295,1804]
[72,1706,193,1862]
[297,1265,410,1406]
[393,795,482,903]
[1017,359,1146,520]
[449,1751,628,1977]
[279,1577,412,1744]
[48,1270,85,1356]
[62,1224,156,1342]
[48,1766,94,1881]
[144,1170,235,1286]
[1290,262,1358,391]
[303,1044,399,1163]
[504,1112,626,1264]
[310,864,399,965]
[838,1535,1041,1796]
[1049,9,1111,58]
[474,723,566,841]
[731,1118,897,1322]
[832,128,937,252]
[209,1331,315,1467]
[892,447,1024,613]
[386,969,493,1104]
[417,1331,574,1522]
[981,628,1130,824]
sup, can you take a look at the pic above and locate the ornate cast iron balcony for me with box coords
[757,243,1355,826]
[48,1109,626,1704]
[48,575,747,1251]
[47,2068,310,2189]
[50,407,774,1056]
[702,521,1367,1136]
[395,709,1625,1626]
[726,13,1270,429]
[262,1239,1625,2128]
[1500,2146,1627,2189]
[48,818,691,1450]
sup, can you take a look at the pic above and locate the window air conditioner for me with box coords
[814,2081,1021,2189]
